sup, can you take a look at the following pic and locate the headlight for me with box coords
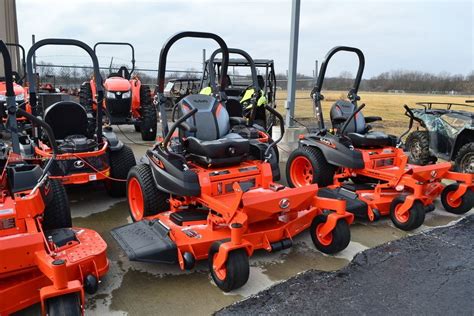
[15,93,24,101]
[122,91,131,98]
[0,94,5,102]
[106,91,116,99]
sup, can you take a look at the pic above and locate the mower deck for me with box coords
[0,226,108,314]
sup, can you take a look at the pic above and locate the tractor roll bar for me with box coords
[156,31,229,138]
[208,47,260,121]
[5,43,26,83]
[94,42,135,75]
[26,38,105,140]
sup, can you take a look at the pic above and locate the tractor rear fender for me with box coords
[299,138,364,169]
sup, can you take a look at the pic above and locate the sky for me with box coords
[15,0,474,78]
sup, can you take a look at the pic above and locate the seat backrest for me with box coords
[179,94,230,141]
[225,98,243,117]
[44,101,89,140]
[330,100,366,133]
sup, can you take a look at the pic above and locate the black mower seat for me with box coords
[330,100,393,148]
[347,131,393,148]
[44,101,89,140]
[179,94,249,167]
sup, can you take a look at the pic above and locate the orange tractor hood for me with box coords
[104,76,131,92]
[0,82,25,96]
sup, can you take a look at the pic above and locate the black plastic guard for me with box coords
[111,219,178,264]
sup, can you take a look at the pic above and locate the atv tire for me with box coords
[42,180,72,231]
[405,131,433,165]
[105,145,136,197]
[46,293,81,316]
[139,85,157,141]
[454,142,474,173]
[286,146,336,188]
[127,164,170,221]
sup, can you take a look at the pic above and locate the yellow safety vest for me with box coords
[199,86,212,96]
[241,88,267,109]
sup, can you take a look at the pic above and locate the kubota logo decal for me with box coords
[74,160,85,169]
[279,198,290,209]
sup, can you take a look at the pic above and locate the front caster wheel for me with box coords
[208,242,249,292]
[390,196,425,231]
[310,215,351,254]
[441,184,474,214]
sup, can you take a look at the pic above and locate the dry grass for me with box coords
[275,90,473,134]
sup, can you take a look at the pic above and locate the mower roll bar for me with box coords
[94,42,135,75]
[311,46,365,131]
[5,43,26,83]
[156,31,229,138]
[208,47,260,121]
[0,41,58,179]
[26,38,105,141]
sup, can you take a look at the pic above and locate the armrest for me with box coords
[229,116,247,126]
[365,116,382,123]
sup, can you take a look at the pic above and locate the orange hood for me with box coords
[103,77,131,92]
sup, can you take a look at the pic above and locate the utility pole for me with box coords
[32,34,37,73]
[284,0,301,127]
[314,60,318,84]
[202,48,206,72]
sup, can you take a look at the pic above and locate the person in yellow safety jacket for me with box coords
[240,75,267,110]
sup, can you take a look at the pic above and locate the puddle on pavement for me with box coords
[109,268,240,315]
[350,221,409,248]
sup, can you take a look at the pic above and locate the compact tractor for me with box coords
[405,101,473,173]
[24,39,136,197]
[80,42,157,141]
[286,46,474,231]
[112,32,354,292]
[0,40,108,316]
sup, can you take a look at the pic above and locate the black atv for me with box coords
[404,102,474,173]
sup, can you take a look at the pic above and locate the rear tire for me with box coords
[405,131,433,165]
[310,215,351,254]
[286,146,335,188]
[389,196,425,231]
[454,142,474,173]
[208,242,250,292]
[139,85,157,141]
[105,145,136,197]
[46,293,81,316]
[441,183,474,214]
[127,164,170,221]
[42,180,72,231]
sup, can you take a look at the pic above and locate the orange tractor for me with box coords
[79,42,157,141]
[112,32,354,292]
[0,40,108,316]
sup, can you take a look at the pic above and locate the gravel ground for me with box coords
[218,214,474,315]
